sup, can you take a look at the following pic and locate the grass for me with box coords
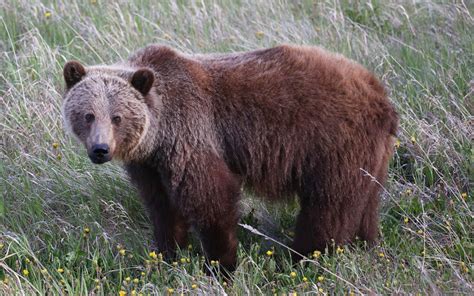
[0,0,472,294]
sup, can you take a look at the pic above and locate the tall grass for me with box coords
[1,0,472,294]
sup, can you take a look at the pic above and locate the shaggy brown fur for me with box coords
[62,44,398,274]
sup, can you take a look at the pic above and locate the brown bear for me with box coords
[62,44,398,274]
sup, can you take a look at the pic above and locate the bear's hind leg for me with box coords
[291,201,335,261]
[291,194,364,261]
[357,138,393,244]
[357,195,379,244]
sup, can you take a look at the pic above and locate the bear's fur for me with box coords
[62,44,398,273]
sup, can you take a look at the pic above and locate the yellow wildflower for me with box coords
[44,11,51,19]
[141,271,146,276]
[57,268,64,273]
[22,269,29,276]
[403,217,409,224]
[318,287,324,293]
[461,193,468,200]
[52,142,59,149]
[125,276,131,282]
[188,244,193,250]
[417,229,424,235]
[266,250,274,256]
[172,261,178,266]
[313,250,321,258]
[119,290,127,296]
[302,276,308,282]
[131,290,137,296]
[379,252,385,258]
[180,258,187,264]
[191,283,198,289]
[149,251,157,259]
[133,278,139,284]
[336,246,344,254]
[317,275,324,282]
[25,258,31,263]
[84,227,90,234]
[0,243,4,249]
[394,139,401,148]
[119,249,126,256]
[167,287,174,294]
[255,31,264,39]
[210,260,219,266]
[290,271,297,278]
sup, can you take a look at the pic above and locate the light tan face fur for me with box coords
[62,65,151,164]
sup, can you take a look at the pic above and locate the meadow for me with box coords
[0,0,472,294]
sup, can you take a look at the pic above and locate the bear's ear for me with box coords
[63,61,86,89]
[131,68,154,96]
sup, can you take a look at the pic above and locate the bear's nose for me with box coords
[89,143,111,164]
[92,144,109,156]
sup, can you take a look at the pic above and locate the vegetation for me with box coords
[1,0,472,294]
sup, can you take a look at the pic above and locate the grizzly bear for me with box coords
[62,44,398,274]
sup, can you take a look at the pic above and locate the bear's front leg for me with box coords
[177,153,241,276]
[198,218,239,277]
[126,164,189,259]
[148,198,190,259]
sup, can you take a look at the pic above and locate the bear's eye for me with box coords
[85,113,95,123]
[112,115,122,125]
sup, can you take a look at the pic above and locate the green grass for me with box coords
[0,0,472,294]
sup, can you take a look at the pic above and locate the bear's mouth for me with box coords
[87,143,113,164]
[88,152,112,164]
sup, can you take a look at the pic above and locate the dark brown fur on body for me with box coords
[62,44,398,273]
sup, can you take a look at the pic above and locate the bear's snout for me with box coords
[88,143,111,164]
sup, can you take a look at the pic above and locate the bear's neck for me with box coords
[124,56,216,166]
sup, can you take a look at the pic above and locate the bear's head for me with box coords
[62,61,154,164]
